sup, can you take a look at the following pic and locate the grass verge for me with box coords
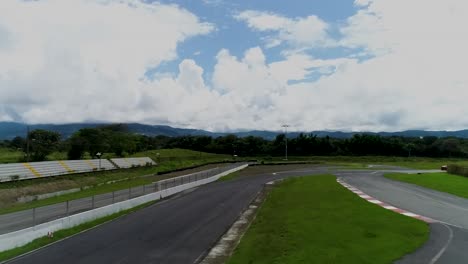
[227,175,429,264]
[0,200,156,262]
[385,172,468,199]
[217,172,240,182]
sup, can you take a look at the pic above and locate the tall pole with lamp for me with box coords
[96,152,102,170]
[281,124,290,161]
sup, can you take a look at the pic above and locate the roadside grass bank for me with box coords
[385,172,468,199]
[217,172,240,182]
[0,200,157,262]
[227,175,429,264]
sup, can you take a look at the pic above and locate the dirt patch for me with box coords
[0,180,79,207]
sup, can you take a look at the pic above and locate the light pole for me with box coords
[281,124,289,160]
[26,126,30,162]
[96,152,102,170]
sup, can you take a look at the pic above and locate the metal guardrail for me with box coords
[0,163,243,235]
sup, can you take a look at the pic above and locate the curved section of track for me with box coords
[338,170,468,264]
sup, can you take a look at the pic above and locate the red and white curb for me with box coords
[336,178,435,223]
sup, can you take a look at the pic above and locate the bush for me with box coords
[447,164,468,177]
[9,175,20,182]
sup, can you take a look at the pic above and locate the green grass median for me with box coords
[385,172,468,199]
[227,175,429,264]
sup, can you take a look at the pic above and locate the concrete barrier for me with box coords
[0,164,248,252]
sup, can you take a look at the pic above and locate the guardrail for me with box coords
[0,163,244,235]
[0,163,249,252]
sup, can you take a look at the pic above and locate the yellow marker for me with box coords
[59,160,74,173]
[85,160,97,169]
[23,163,42,177]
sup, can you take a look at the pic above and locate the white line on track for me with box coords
[429,223,453,264]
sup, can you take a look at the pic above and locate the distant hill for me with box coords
[1,122,468,140]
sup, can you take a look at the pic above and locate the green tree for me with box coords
[25,129,61,161]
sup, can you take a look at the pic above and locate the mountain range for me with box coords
[1,122,468,140]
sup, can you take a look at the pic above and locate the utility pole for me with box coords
[26,126,30,162]
[281,124,289,160]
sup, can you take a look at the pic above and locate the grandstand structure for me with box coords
[0,157,157,182]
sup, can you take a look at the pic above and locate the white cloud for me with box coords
[235,10,334,48]
[225,0,468,132]
[321,0,468,130]
[2,0,468,133]
[0,0,213,124]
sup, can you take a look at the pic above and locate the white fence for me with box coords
[0,157,156,182]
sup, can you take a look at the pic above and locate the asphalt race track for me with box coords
[5,165,468,264]
[6,166,329,264]
[338,170,468,264]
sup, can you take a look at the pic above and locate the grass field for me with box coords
[228,175,429,264]
[385,172,468,199]
[0,148,23,164]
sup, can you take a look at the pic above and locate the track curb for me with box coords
[336,178,435,223]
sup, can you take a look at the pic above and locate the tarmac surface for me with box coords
[0,166,233,234]
[4,165,468,264]
[5,165,329,264]
[338,170,468,264]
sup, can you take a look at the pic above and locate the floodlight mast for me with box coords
[281,124,290,160]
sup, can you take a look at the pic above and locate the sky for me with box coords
[1,0,468,132]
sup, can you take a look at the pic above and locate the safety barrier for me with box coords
[0,163,249,252]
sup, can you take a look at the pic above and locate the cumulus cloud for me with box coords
[2,0,468,132]
[0,0,213,123]
[329,0,468,130]
[235,10,334,48]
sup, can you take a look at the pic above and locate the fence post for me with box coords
[32,207,36,226]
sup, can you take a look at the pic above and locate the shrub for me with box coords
[447,164,468,177]
[9,175,20,182]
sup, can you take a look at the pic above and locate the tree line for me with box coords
[1,124,468,162]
